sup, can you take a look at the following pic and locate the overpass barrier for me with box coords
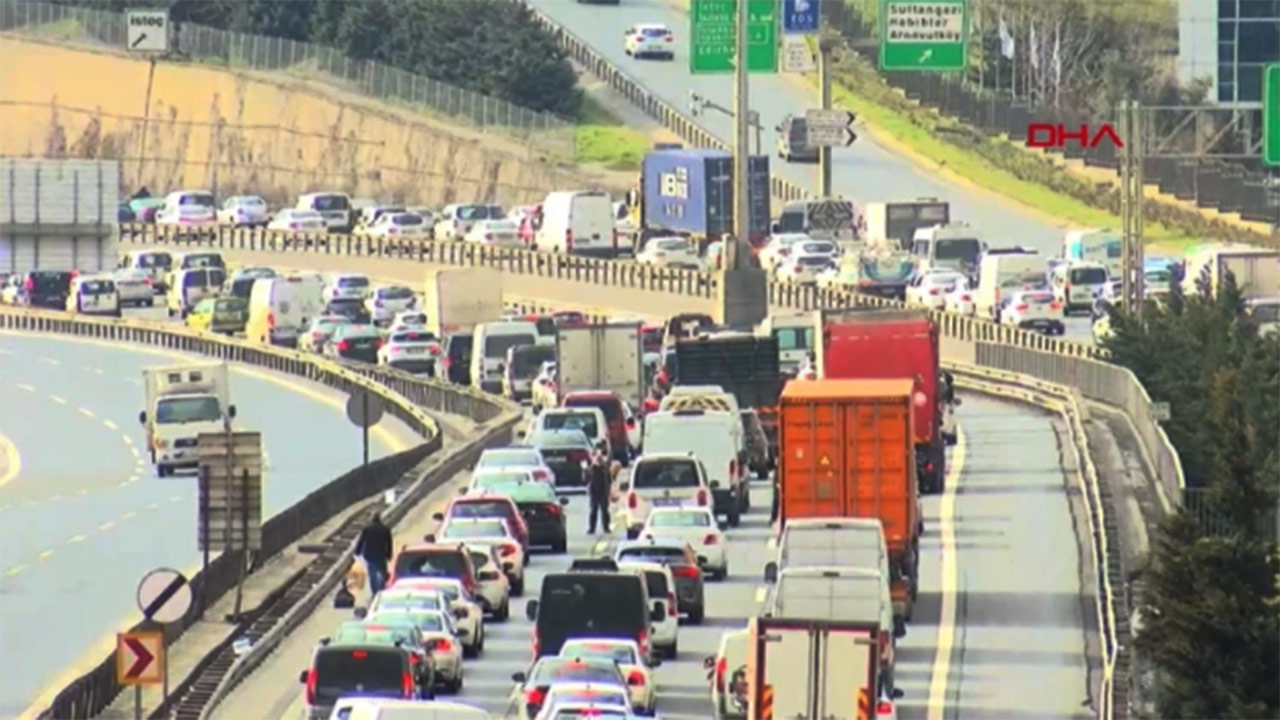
[0,306,522,719]
[119,222,1185,518]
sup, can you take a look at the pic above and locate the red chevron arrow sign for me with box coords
[116,631,164,685]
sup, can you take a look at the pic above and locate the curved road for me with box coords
[0,332,422,718]
[212,393,1096,720]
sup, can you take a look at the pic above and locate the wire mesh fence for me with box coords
[0,0,576,159]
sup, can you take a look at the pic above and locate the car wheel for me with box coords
[740,485,750,511]
[755,466,770,480]
[157,464,170,478]
[668,640,678,659]
[450,674,463,692]
[497,599,510,621]
[688,605,705,624]
[713,566,728,581]
[727,507,741,528]
[513,576,525,597]
[552,537,568,554]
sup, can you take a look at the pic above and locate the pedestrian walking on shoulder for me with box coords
[587,440,613,535]
[355,512,394,596]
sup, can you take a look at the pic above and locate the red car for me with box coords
[562,390,635,464]
[433,493,530,561]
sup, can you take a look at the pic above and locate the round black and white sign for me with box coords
[136,567,193,623]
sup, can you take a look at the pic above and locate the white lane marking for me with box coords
[15,382,35,392]
[120,511,137,520]
[98,521,115,532]
[146,502,159,511]
[77,489,88,496]
[77,407,95,419]
[926,425,968,720]
[121,435,134,447]
[125,377,142,385]
[103,419,118,431]
[49,495,61,502]
[36,549,54,563]
[66,535,87,544]
[5,564,26,577]
[38,357,60,366]
[83,366,104,375]
[169,495,182,503]
[49,395,67,404]
[0,432,20,488]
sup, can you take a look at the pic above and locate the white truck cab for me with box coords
[138,363,235,477]
[910,223,986,278]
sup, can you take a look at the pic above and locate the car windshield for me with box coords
[179,193,214,207]
[154,397,221,424]
[392,214,423,226]
[633,460,700,488]
[338,276,369,288]
[1251,303,1280,322]
[313,648,402,700]
[640,570,670,598]
[80,280,114,294]
[935,238,983,261]
[456,205,491,220]
[1022,292,1056,304]
[552,709,629,720]
[531,430,590,449]
[333,623,416,647]
[486,482,557,504]
[774,326,812,351]
[562,642,639,665]
[529,658,622,685]
[379,286,414,300]
[374,592,443,611]
[564,396,623,423]
[474,470,534,488]
[1070,267,1108,284]
[372,610,445,632]
[650,511,712,528]
[542,413,599,438]
[512,345,555,377]
[485,333,536,357]
[313,317,347,332]
[392,550,466,580]
[137,253,171,268]
[335,325,379,340]
[548,690,628,707]
[642,27,669,37]
[313,195,350,211]
[450,501,510,519]
[801,242,835,254]
[442,521,507,540]
[653,238,690,252]
[479,449,540,468]
[618,546,686,563]
[798,255,831,267]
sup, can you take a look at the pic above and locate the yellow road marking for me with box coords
[15,382,35,392]
[926,425,968,720]
[98,521,115,532]
[77,407,95,419]
[0,432,21,488]
[5,565,26,577]
[66,535,87,544]
[39,357,60,366]
[36,550,54,563]
[49,395,67,404]
[121,435,134,447]
[146,502,159,511]
[77,489,88,496]
[103,419,119,431]
[120,511,137,521]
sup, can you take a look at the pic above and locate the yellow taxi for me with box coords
[186,296,249,335]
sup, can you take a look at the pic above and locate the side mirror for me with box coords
[423,534,436,543]
[432,512,444,521]
[770,221,780,234]
[954,397,963,407]
[452,607,467,620]
[525,599,540,621]
[650,601,665,622]
[618,481,630,492]
[512,671,527,683]
[352,607,368,619]
[501,561,515,572]
[763,561,778,583]
[718,521,729,531]
[456,627,470,638]
[559,497,570,506]
[702,655,717,670]
[227,404,237,419]
[710,480,721,489]
[892,688,905,700]
[697,555,709,567]
[515,430,526,440]
[138,411,147,425]
[774,124,783,132]
[299,669,309,684]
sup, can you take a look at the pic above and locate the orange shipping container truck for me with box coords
[778,378,921,612]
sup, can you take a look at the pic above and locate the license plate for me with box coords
[404,346,426,354]
[545,457,566,465]
[654,498,682,506]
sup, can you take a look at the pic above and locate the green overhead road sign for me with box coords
[690,0,778,75]
[879,0,969,72]
[1265,64,1278,167]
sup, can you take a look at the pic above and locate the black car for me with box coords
[527,429,594,489]
[326,298,371,324]
[482,480,569,553]
[15,270,74,309]
[328,323,381,363]
[299,640,424,720]
[525,571,657,660]
[739,409,772,479]
[440,332,473,385]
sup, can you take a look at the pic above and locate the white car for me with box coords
[616,453,711,532]
[364,211,429,239]
[388,310,428,332]
[464,219,522,248]
[531,361,558,412]
[636,236,701,270]
[113,269,155,308]
[542,703,645,720]
[325,272,371,301]
[757,233,810,272]
[998,287,1066,335]
[475,446,556,485]
[620,562,680,659]
[905,270,967,310]
[266,208,327,233]
[623,23,675,60]
[774,252,833,284]
[559,639,657,714]
[458,541,514,618]
[66,274,119,316]
[368,607,466,692]
[535,683,635,720]
[217,195,269,227]
[385,578,485,659]
[434,203,504,241]
[641,507,727,580]
[366,285,418,325]
[378,328,442,374]
[942,277,976,315]
[704,628,749,720]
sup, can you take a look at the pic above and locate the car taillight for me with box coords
[665,35,674,42]
[547,502,562,517]
[1050,301,1063,311]
[312,331,324,340]
[673,565,699,579]
[498,543,518,557]
[667,591,678,617]
[696,488,708,506]
[304,667,318,704]
[387,571,397,587]
[443,356,452,369]
[144,277,152,287]
[637,629,648,657]
[429,344,442,355]
[729,459,737,480]
[389,227,399,235]
[715,657,727,693]
[703,533,718,545]
[267,313,275,327]
[568,449,591,465]
[929,287,940,295]
[532,469,550,482]
[433,637,453,653]
[961,293,971,301]
[525,687,546,709]
[376,338,385,348]
[1015,303,1029,311]
[565,229,574,249]
[792,266,802,274]
[627,669,647,686]
[289,222,299,230]
[336,340,350,352]
[627,492,638,509]
[878,700,894,716]
[924,461,935,474]
[23,278,33,291]
[402,670,415,697]
[462,575,477,594]
[485,233,494,241]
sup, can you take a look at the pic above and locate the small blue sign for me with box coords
[783,0,820,34]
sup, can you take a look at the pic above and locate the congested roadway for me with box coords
[211,392,1095,720]
[0,331,421,719]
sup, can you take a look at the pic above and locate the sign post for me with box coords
[690,0,778,74]
[805,109,857,147]
[117,630,164,719]
[1264,64,1279,167]
[346,389,385,468]
[136,568,192,701]
[196,431,263,620]
[879,0,969,72]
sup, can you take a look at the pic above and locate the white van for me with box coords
[296,191,353,232]
[1063,229,1122,280]
[534,191,617,258]
[247,276,320,347]
[470,320,538,393]
[659,386,745,452]
[756,312,815,375]
[118,249,173,292]
[1050,260,1109,314]
[155,190,216,230]
[910,223,986,277]
[641,408,746,526]
[765,518,903,624]
[975,248,1042,320]
[66,274,119,316]
[167,267,225,317]
[173,251,226,272]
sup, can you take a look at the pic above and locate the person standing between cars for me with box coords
[355,512,394,596]
[587,440,613,535]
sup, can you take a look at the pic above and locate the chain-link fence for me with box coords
[0,0,575,159]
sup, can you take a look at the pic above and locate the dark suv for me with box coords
[389,543,480,597]
[299,641,420,720]
[14,270,74,309]
[440,332,473,385]
[525,568,658,660]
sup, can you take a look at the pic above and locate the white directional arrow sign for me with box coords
[805,108,858,147]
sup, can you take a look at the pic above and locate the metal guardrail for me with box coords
[0,306,518,719]
[117,222,1187,516]
[948,364,1127,720]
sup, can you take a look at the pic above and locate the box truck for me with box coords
[138,362,235,477]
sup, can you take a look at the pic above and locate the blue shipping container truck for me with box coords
[642,149,771,241]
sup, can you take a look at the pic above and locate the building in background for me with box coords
[1179,0,1279,106]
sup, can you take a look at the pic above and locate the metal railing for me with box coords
[1,306,517,719]
[0,0,575,159]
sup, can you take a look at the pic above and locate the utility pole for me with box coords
[1119,100,1146,310]
[818,32,834,197]
[729,0,751,271]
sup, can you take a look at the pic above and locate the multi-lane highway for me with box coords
[0,331,422,719]
[211,392,1095,720]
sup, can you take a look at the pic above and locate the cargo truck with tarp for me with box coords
[670,333,783,466]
